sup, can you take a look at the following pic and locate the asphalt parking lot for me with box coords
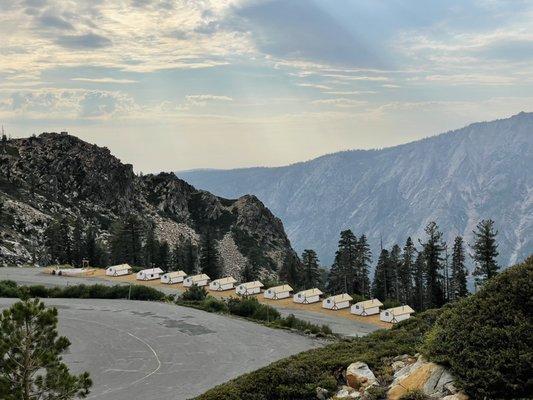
[0,268,383,336]
[0,297,321,400]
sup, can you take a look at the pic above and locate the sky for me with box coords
[1,0,532,172]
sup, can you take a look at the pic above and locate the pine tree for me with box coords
[451,236,468,300]
[199,229,221,279]
[301,249,322,289]
[0,297,92,400]
[175,239,198,274]
[399,237,415,304]
[156,241,171,270]
[355,235,372,297]
[109,215,143,266]
[142,223,158,267]
[420,221,446,308]
[389,244,402,300]
[471,219,499,286]
[44,218,72,265]
[372,249,390,300]
[327,230,358,293]
[240,260,259,282]
[84,226,107,267]
[279,253,302,288]
[412,252,425,311]
[71,217,85,267]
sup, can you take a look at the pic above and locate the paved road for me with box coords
[276,307,378,337]
[0,298,321,400]
[0,267,382,336]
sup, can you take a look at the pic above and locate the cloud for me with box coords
[71,77,138,84]
[311,98,367,108]
[297,83,332,90]
[55,33,112,49]
[0,89,137,119]
[38,14,74,30]
[182,94,234,108]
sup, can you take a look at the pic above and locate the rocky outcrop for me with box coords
[0,132,297,271]
[318,356,467,400]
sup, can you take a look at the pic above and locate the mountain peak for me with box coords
[179,114,533,267]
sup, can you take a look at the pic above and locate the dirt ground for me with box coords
[75,269,392,329]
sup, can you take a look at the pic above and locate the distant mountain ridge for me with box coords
[0,132,297,274]
[178,112,533,268]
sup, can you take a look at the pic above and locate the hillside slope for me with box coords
[0,132,296,274]
[179,112,533,266]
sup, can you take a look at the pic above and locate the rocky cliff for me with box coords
[0,132,296,273]
[179,112,533,267]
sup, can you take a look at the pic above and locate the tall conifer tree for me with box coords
[199,229,221,279]
[471,219,499,286]
[301,249,322,289]
[451,236,468,299]
[399,237,415,304]
[420,221,446,308]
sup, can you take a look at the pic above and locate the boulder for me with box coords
[316,386,329,400]
[346,362,377,390]
[334,385,361,399]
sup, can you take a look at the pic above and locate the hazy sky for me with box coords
[1,0,532,172]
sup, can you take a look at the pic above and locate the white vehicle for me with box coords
[322,293,353,310]
[160,270,187,284]
[380,305,415,323]
[136,268,164,281]
[235,281,264,296]
[293,288,323,304]
[263,284,293,300]
[105,264,132,276]
[183,274,210,287]
[209,277,237,291]
[351,299,383,316]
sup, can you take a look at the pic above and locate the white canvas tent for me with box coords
[293,288,323,304]
[106,264,132,276]
[263,284,293,300]
[136,268,164,281]
[322,293,352,310]
[380,305,415,323]
[236,281,264,296]
[209,277,237,291]
[183,273,210,287]
[351,299,383,316]
[160,270,187,284]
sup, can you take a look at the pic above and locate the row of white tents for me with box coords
[104,264,414,323]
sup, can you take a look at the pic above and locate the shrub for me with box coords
[423,256,533,399]
[0,281,21,297]
[180,284,208,302]
[194,309,440,400]
[227,296,280,322]
[202,296,228,313]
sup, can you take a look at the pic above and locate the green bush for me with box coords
[0,281,166,302]
[227,297,280,322]
[424,256,533,399]
[194,309,440,400]
[180,284,208,301]
[202,296,228,313]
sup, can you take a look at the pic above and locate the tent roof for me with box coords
[212,276,237,285]
[139,268,163,274]
[355,298,383,308]
[327,293,353,303]
[188,274,210,281]
[268,284,293,293]
[164,270,186,278]
[386,305,415,315]
[297,288,323,297]
[240,281,264,289]
[107,264,132,271]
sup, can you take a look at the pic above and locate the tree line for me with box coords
[44,214,500,312]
